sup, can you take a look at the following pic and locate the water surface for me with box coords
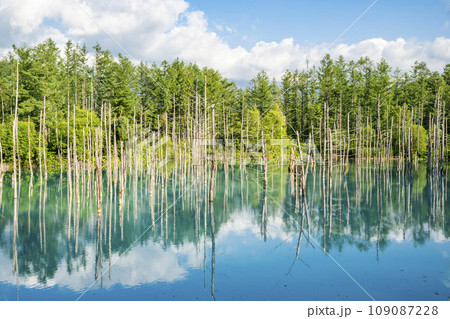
[0,164,448,300]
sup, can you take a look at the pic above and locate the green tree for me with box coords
[261,103,287,158]
[250,70,274,115]
[111,53,138,118]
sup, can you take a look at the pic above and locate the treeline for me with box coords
[0,38,449,167]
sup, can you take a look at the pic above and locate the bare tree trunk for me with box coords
[73,96,79,205]
[28,116,33,177]
[12,58,19,199]
[0,141,3,174]
[211,104,216,169]
[427,114,432,177]
[408,106,413,174]
[262,130,268,188]
[289,146,295,173]
[95,127,103,216]
[173,97,177,166]
[38,112,43,180]
[43,95,47,179]
[346,113,350,170]
[240,100,244,167]
[245,110,249,167]
[296,131,305,195]
[280,115,283,165]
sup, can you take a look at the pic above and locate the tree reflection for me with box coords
[0,163,447,293]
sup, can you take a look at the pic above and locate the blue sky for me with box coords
[0,0,449,81]
[188,0,449,47]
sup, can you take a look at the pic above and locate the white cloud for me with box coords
[3,0,188,36]
[217,207,295,242]
[426,36,450,61]
[331,37,450,72]
[0,0,449,82]
[0,205,295,292]
[0,240,202,291]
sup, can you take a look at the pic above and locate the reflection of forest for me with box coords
[0,164,448,287]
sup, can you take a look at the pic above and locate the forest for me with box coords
[0,38,449,173]
[1,39,448,301]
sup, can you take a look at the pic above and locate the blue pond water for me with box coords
[0,164,448,300]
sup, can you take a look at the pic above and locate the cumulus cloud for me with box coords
[217,207,296,242]
[0,205,295,292]
[0,240,202,291]
[0,0,449,82]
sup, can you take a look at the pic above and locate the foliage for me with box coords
[0,120,39,164]
[412,124,428,158]
[51,108,100,158]
[0,39,448,165]
[261,103,287,158]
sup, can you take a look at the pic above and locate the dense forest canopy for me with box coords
[0,38,449,166]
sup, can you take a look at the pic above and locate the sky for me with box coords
[0,0,449,82]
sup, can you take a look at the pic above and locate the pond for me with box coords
[0,163,448,300]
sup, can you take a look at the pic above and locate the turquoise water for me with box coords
[0,164,448,301]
